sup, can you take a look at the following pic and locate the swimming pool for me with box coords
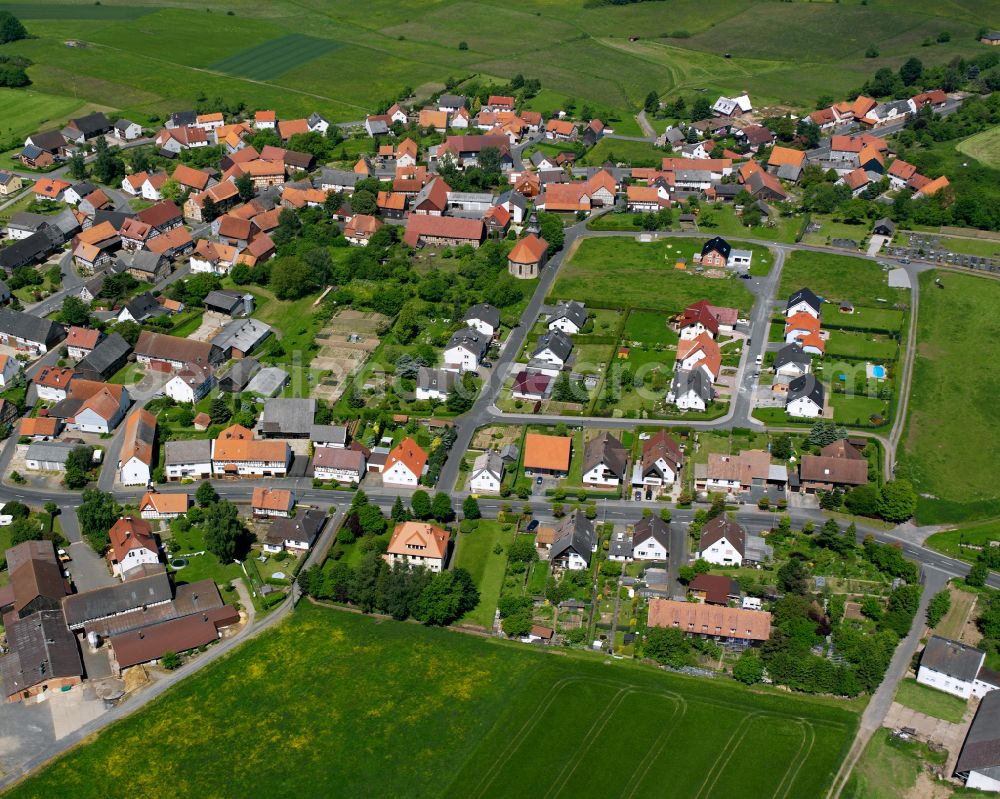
[872,365,886,378]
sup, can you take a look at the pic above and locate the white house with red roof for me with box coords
[382,437,428,488]
[107,517,159,578]
[383,521,450,572]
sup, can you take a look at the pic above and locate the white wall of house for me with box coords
[558,551,589,571]
[211,460,289,477]
[776,362,809,379]
[679,323,711,341]
[786,300,820,319]
[120,456,151,487]
[532,348,565,368]
[314,466,362,483]
[114,546,159,577]
[673,390,707,412]
[74,406,121,434]
[634,539,668,561]
[383,462,419,487]
[443,345,480,373]
[786,397,821,418]
[916,665,977,699]
[166,461,211,480]
[415,386,448,401]
[35,385,68,402]
[583,463,620,488]
[548,318,580,334]
[469,469,501,493]
[968,771,1000,792]
[700,536,743,566]
[385,552,443,572]
[466,319,495,337]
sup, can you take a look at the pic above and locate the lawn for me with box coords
[893,678,968,724]
[843,728,947,799]
[163,519,243,589]
[622,309,677,347]
[0,87,89,143]
[778,251,908,308]
[698,206,802,245]
[925,522,1000,565]
[452,520,516,629]
[6,603,859,799]
[824,330,899,361]
[579,138,666,167]
[956,124,1000,170]
[901,271,1000,525]
[933,586,977,640]
[823,307,905,334]
[554,237,754,313]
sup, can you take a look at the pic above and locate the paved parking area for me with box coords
[884,700,970,753]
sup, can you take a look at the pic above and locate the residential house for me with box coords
[677,299,735,340]
[667,368,714,412]
[261,510,327,554]
[382,438,428,488]
[116,250,170,283]
[581,432,628,489]
[0,610,83,703]
[917,636,1000,700]
[212,424,291,478]
[344,214,383,245]
[463,304,501,338]
[798,440,869,492]
[523,433,571,477]
[688,574,741,606]
[786,374,825,418]
[119,408,157,487]
[251,487,295,518]
[786,287,822,319]
[699,450,773,495]
[773,343,811,379]
[33,366,75,402]
[531,330,573,369]
[698,236,731,268]
[107,517,159,578]
[190,240,239,275]
[75,333,131,381]
[694,517,748,568]
[62,381,130,434]
[632,430,683,493]
[712,93,752,116]
[0,354,20,389]
[549,511,596,571]
[548,300,587,334]
[312,447,365,484]
[767,146,806,182]
[62,112,112,143]
[676,333,721,382]
[164,364,215,404]
[117,292,162,323]
[443,328,490,373]
[647,599,771,648]
[383,521,450,572]
[138,491,190,520]
[415,367,458,401]
[165,439,213,481]
[510,370,551,401]
[507,234,548,279]
[469,451,504,494]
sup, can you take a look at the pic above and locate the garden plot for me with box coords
[309,311,387,402]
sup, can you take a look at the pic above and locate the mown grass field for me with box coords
[1,0,994,121]
[0,88,89,143]
[554,236,755,313]
[926,522,1000,564]
[452,520,515,629]
[956,124,1000,169]
[6,604,859,799]
[893,678,968,724]
[844,728,948,799]
[778,251,908,308]
[902,271,1000,524]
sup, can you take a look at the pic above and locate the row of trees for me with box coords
[299,556,479,626]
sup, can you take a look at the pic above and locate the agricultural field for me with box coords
[956,124,1000,169]
[778,251,909,309]
[2,0,993,124]
[554,236,756,314]
[901,271,1000,524]
[0,88,91,144]
[6,604,859,799]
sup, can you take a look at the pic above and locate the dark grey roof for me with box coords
[115,118,138,133]
[219,357,260,391]
[316,169,362,188]
[307,113,327,127]
[203,289,245,314]
[464,303,500,329]
[633,516,671,552]
[700,516,745,556]
[551,300,587,329]
[264,509,327,547]
[438,94,466,109]
[446,327,490,359]
[608,530,633,559]
[533,329,573,361]
[258,398,316,437]
[671,368,713,402]
[7,211,51,232]
[25,441,77,464]
[92,209,133,231]
[0,231,60,271]
[873,217,896,233]
[63,571,173,629]
[0,309,64,347]
[922,636,985,683]
[0,610,82,698]
[701,236,731,259]
[76,332,132,379]
[366,119,389,135]
[50,208,82,238]
[416,366,458,394]
[70,181,97,198]
[471,450,503,480]
[774,343,811,370]
[582,431,627,478]
[210,318,271,354]
[116,250,167,276]
[787,287,822,314]
[310,424,348,445]
[27,130,66,152]
[165,438,212,465]
[956,689,1000,777]
[497,190,527,210]
[169,111,197,127]
[530,151,551,167]
[549,511,596,566]
[68,112,111,137]
[788,374,824,407]
[776,163,801,182]
[122,292,161,321]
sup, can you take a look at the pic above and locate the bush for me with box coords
[927,590,951,627]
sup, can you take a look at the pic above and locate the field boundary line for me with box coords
[773,720,815,799]
[543,688,630,799]
[465,675,587,799]
[620,693,688,799]
[691,712,759,799]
